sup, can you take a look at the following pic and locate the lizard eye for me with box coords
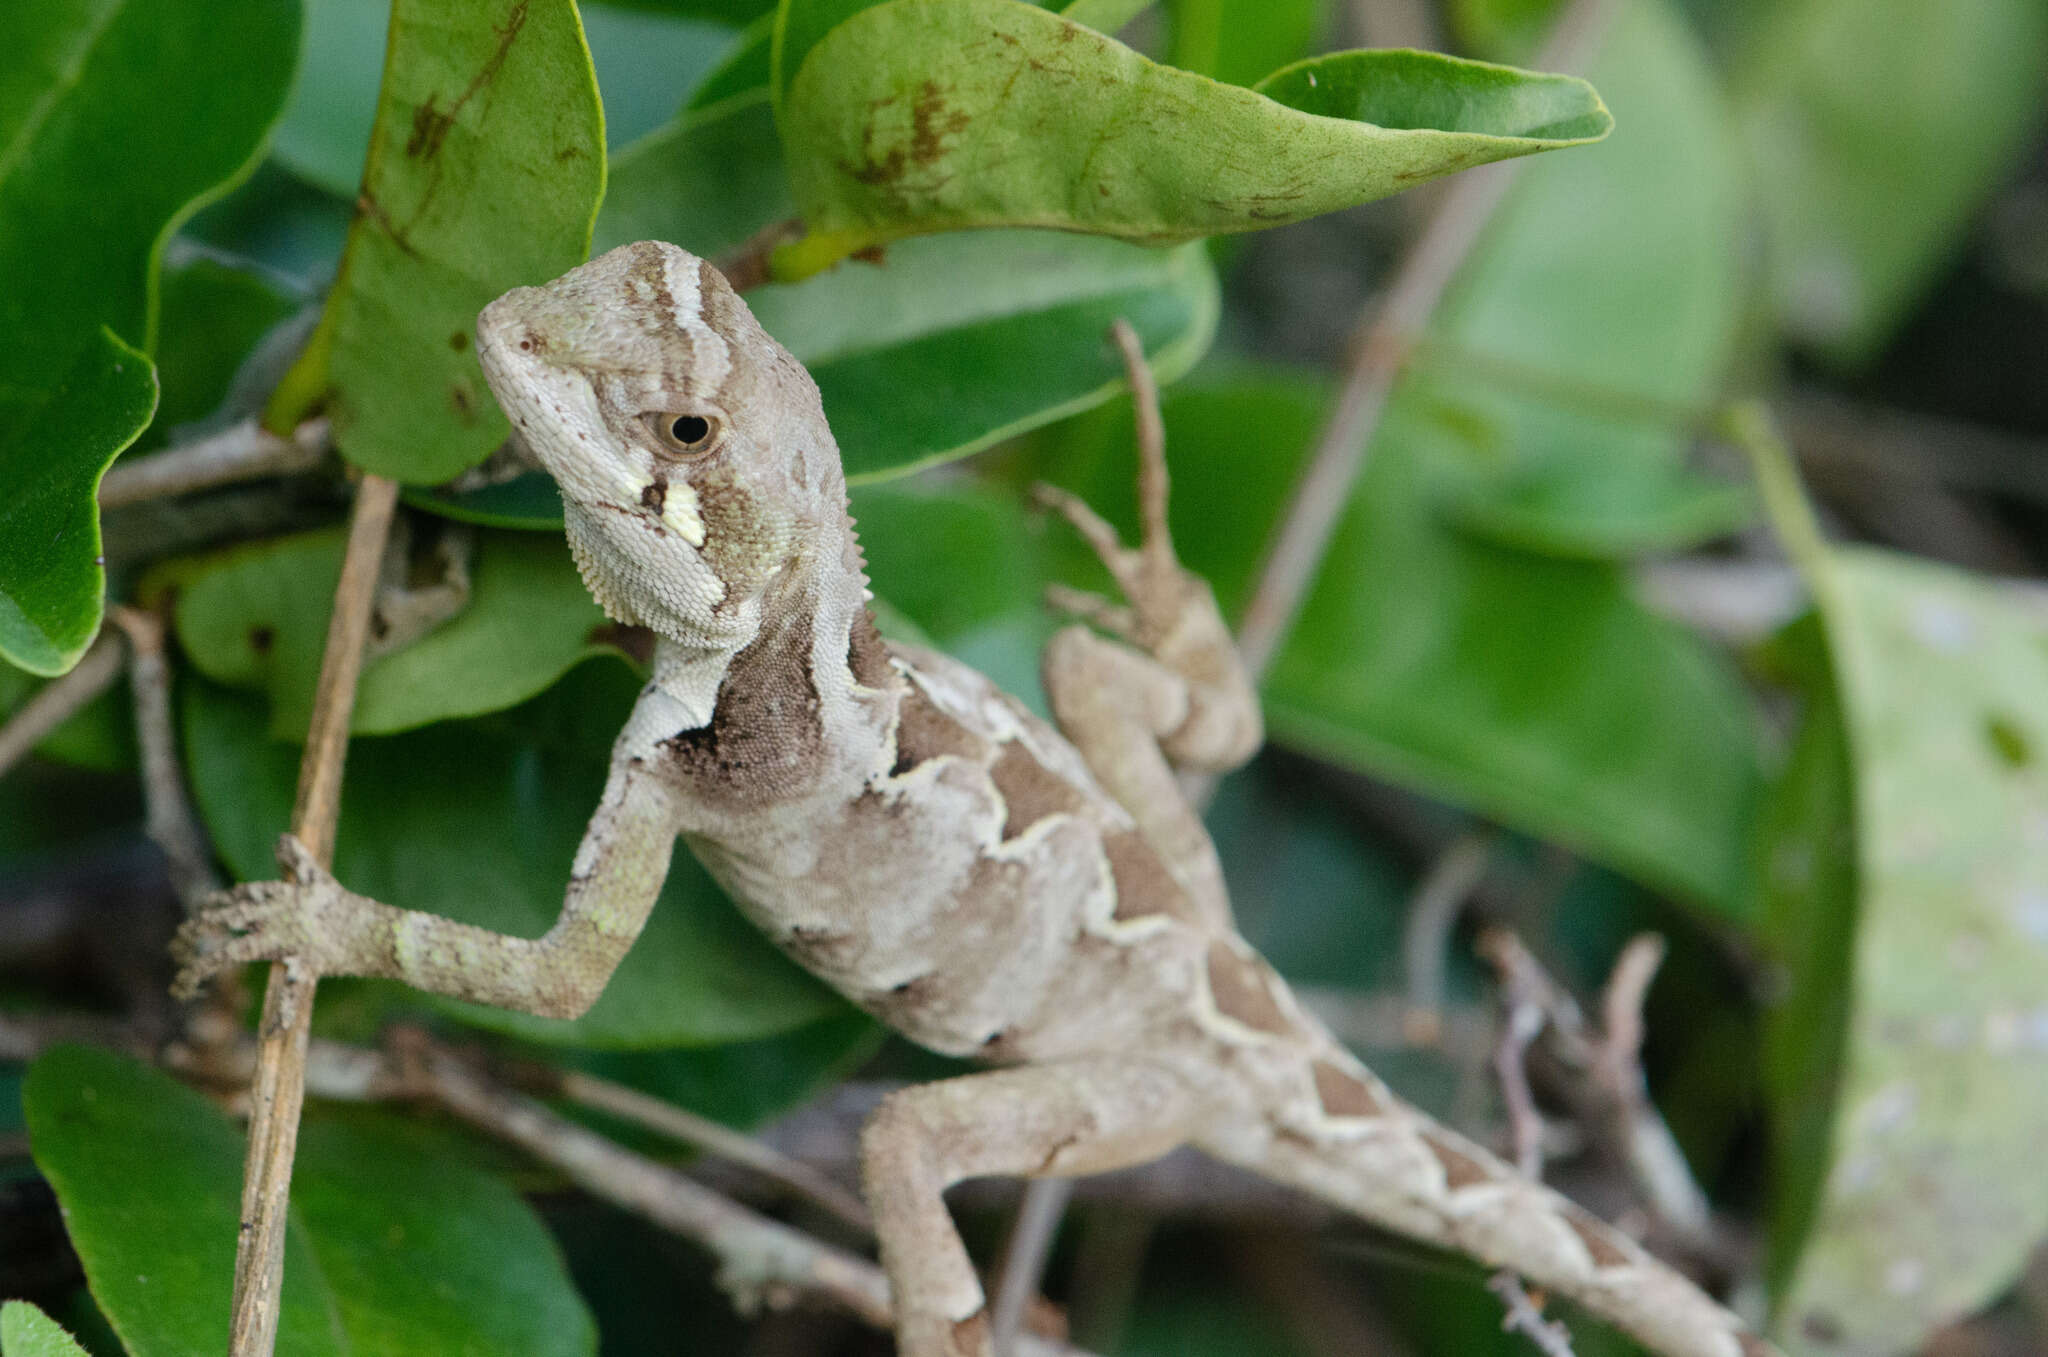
[645,411,723,457]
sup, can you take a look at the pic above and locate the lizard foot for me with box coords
[170,834,348,998]
[1031,320,1226,655]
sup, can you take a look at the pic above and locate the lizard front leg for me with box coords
[1034,321,1260,927]
[861,1059,1209,1357]
[173,694,685,1020]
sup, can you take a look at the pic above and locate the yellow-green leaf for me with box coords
[773,0,1608,275]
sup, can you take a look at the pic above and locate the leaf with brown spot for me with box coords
[773,0,1608,276]
[268,0,603,484]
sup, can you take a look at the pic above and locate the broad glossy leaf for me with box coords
[599,92,1222,482]
[0,1303,89,1357]
[1752,617,1856,1308]
[145,254,300,447]
[598,92,791,261]
[1764,548,2048,1352]
[25,1045,595,1357]
[567,1009,882,1129]
[170,527,613,737]
[183,670,847,1046]
[1032,371,1762,914]
[269,0,605,484]
[759,232,1218,480]
[1736,0,2048,364]
[0,331,157,675]
[0,0,297,443]
[773,0,1609,274]
[1421,0,1749,558]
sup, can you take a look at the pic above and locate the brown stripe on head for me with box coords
[1560,1206,1632,1269]
[1311,1058,1385,1119]
[1104,830,1197,924]
[889,682,987,776]
[1204,941,1294,1036]
[989,740,1087,840]
[1419,1130,1495,1191]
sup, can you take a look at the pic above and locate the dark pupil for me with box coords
[670,415,711,445]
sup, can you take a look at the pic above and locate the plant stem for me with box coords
[226,472,398,1357]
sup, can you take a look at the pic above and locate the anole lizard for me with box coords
[176,241,1777,1357]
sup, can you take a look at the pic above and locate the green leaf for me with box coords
[183,669,847,1046]
[1759,548,2048,1351]
[772,0,1609,274]
[1419,0,1749,558]
[602,90,1221,481]
[0,0,298,443]
[759,232,1218,480]
[598,91,792,262]
[0,331,157,675]
[1,1302,90,1357]
[1032,369,1763,914]
[170,527,613,737]
[269,0,387,196]
[25,1045,595,1357]
[270,0,606,484]
[143,254,300,448]
[1735,0,2048,364]
[1166,0,1328,88]
[1752,617,1856,1307]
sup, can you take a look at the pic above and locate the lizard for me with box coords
[174,240,1778,1357]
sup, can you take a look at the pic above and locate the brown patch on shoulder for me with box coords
[662,610,824,802]
[847,608,895,689]
[1103,830,1195,924]
[1204,941,1293,1036]
[890,682,986,776]
[989,739,1086,840]
[1561,1207,1632,1269]
[1419,1130,1494,1191]
[1312,1059,1385,1120]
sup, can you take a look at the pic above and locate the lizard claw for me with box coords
[169,834,343,999]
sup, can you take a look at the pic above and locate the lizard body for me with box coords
[177,241,1776,1357]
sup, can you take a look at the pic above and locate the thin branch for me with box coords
[1400,829,1496,1044]
[1233,0,1620,680]
[227,472,399,1357]
[1477,929,1715,1249]
[0,630,125,781]
[1492,982,1549,1181]
[417,1049,1099,1356]
[551,1067,873,1234]
[97,418,328,509]
[105,606,219,911]
[992,1177,1074,1357]
[714,219,805,294]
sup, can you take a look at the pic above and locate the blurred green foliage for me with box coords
[3,0,2046,1353]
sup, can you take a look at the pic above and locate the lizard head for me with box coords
[476,240,842,650]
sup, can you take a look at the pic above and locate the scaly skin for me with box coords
[176,242,1777,1357]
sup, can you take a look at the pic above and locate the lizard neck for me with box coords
[654,497,898,805]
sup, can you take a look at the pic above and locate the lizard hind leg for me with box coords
[859,1059,1208,1357]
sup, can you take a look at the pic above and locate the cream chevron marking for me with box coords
[176,241,1780,1357]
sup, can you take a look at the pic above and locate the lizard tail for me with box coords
[1195,1058,1776,1357]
